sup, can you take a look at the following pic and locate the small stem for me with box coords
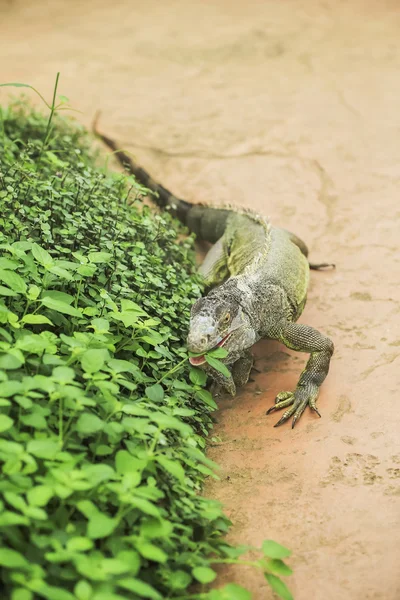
[147,430,160,456]
[91,408,119,461]
[21,299,31,319]
[169,594,210,600]
[58,397,63,443]
[40,72,60,157]
[157,356,188,384]
[210,558,260,568]
[74,276,83,308]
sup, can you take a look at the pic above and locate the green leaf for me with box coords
[265,559,293,576]
[0,547,29,568]
[22,314,54,326]
[0,512,29,526]
[192,566,217,583]
[77,500,98,519]
[145,384,164,403]
[216,584,252,600]
[168,570,192,590]
[52,366,75,383]
[265,574,294,600]
[45,151,68,167]
[205,355,231,378]
[11,589,33,600]
[100,557,132,575]
[48,265,73,280]
[27,485,53,507]
[87,513,118,539]
[20,411,47,429]
[0,285,18,297]
[90,318,109,333]
[26,582,75,600]
[0,269,27,294]
[76,413,104,435]
[0,258,19,270]
[156,456,185,482]
[41,296,82,317]
[27,285,41,300]
[189,367,207,386]
[94,444,113,456]
[117,578,162,599]
[27,438,60,459]
[115,550,140,575]
[4,491,26,512]
[140,518,173,539]
[208,347,228,359]
[67,537,94,552]
[74,581,92,600]
[16,333,50,354]
[151,413,191,434]
[83,464,115,485]
[0,414,13,432]
[137,541,167,563]
[0,352,23,370]
[131,497,161,518]
[0,373,19,394]
[195,389,218,409]
[115,450,141,475]
[81,348,108,373]
[262,540,292,559]
[32,243,53,267]
[42,290,75,304]
[77,264,96,277]
[88,251,113,264]
[141,332,164,345]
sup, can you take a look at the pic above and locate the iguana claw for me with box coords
[267,386,322,428]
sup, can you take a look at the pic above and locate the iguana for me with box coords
[93,118,334,428]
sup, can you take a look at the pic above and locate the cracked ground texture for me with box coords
[1,0,400,598]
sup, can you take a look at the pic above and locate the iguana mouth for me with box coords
[189,333,231,366]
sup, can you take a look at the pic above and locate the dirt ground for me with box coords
[1,1,400,598]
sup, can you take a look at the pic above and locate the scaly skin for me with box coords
[93,118,334,428]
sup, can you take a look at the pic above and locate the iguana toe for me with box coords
[266,391,294,414]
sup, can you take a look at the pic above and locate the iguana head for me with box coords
[187,296,245,366]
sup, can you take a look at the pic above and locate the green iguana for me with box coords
[93,119,334,428]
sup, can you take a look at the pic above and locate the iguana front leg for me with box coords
[208,366,236,397]
[231,350,254,387]
[267,323,334,428]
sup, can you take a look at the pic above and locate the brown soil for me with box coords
[1,1,400,598]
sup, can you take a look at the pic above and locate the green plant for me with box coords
[0,84,294,600]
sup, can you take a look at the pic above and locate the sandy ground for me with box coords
[1,1,400,598]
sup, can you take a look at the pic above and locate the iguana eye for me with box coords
[223,313,230,324]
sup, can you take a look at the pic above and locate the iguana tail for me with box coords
[92,114,231,243]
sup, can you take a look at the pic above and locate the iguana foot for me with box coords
[266,385,321,428]
[266,322,333,428]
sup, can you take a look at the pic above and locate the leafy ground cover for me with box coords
[0,89,293,600]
